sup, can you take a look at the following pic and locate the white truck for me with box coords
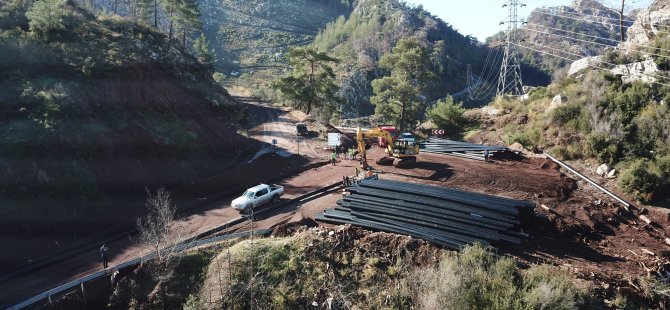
[231,184,284,213]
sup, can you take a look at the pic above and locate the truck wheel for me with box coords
[272,195,280,204]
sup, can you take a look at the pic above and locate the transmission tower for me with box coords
[466,64,476,100]
[497,0,525,98]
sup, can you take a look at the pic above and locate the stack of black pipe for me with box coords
[420,138,508,161]
[315,179,534,250]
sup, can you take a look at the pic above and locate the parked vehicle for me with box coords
[232,184,284,213]
[296,123,308,136]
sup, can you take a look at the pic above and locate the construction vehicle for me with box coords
[356,127,419,168]
[376,124,397,147]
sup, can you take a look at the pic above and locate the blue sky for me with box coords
[405,0,654,42]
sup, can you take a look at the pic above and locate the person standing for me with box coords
[100,244,109,268]
[331,151,337,166]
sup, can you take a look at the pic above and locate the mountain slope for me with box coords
[516,0,632,73]
[199,0,353,81]
[311,0,490,117]
[0,0,258,228]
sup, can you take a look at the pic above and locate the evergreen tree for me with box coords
[193,33,215,66]
[370,38,435,132]
[174,0,202,45]
[273,47,341,115]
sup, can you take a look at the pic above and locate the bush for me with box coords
[552,104,581,125]
[412,244,591,310]
[586,132,619,164]
[618,159,663,202]
[25,0,72,39]
[427,96,467,132]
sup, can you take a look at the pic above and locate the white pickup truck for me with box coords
[231,184,284,213]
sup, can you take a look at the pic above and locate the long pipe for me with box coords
[545,153,630,208]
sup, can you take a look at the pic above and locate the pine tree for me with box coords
[193,33,215,66]
[370,37,435,132]
[273,47,342,115]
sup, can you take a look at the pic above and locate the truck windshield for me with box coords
[243,190,255,198]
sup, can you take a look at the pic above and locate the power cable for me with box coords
[518,42,670,87]
[526,22,670,54]
[524,26,670,61]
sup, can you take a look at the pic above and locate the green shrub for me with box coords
[550,145,571,160]
[427,96,467,132]
[618,159,663,202]
[586,132,619,164]
[25,0,72,39]
[413,244,591,310]
[552,104,581,125]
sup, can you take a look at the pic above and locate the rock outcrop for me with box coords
[610,57,660,83]
[625,0,670,46]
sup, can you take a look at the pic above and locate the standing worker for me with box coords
[348,147,354,160]
[100,244,109,268]
[331,150,337,166]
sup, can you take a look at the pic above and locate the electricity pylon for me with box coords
[497,0,525,98]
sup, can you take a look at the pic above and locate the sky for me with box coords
[405,0,654,42]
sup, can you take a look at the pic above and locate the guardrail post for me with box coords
[47,292,51,304]
[80,279,86,305]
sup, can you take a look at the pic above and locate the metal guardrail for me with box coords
[6,182,342,310]
[545,153,631,208]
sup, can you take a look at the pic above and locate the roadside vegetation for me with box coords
[109,229,606,309]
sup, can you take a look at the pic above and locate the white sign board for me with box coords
[327,133,341,147]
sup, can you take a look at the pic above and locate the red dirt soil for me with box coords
[232,148,670,302]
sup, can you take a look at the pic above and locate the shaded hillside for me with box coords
[199,0,354,84]
[311,0,489,117]
[0,0,258,226]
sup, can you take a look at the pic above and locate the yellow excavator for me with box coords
[356,127,419,168]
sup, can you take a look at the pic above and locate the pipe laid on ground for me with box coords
[545,153,630,208]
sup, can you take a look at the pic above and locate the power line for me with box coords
[526,22,670,55]
[532,9,658,37]
[470,48,503,100]
[470,48,502,99]
[524,40,670,83]
[516,42,670,88]
[535,6,670,31]
[533,8,670,39]
[534,7,637,25]
[497,0,526,98]
[524,26,670,61]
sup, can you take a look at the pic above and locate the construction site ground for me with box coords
[2,100,670,307]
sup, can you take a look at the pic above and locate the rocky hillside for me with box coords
[516,0,632,73]
[471,0,670,205]
[0,0,258,228]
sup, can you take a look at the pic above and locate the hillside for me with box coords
[512,0,632,74]
[470,0,670,206]
[199,0,354,91]
[0,0,258,231]
[307,0,494,118]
